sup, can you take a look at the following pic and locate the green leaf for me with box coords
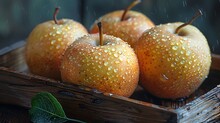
[29,92,85,123]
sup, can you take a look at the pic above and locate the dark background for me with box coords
[0,0,220,54]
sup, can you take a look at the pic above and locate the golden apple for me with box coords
[26,7,88,80]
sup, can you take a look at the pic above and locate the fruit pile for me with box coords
[25,0,211,99]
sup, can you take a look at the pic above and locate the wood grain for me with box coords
[176,85,220,123]
[0,67,177,123]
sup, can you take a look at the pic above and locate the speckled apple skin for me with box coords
[61,34,139,97]
[26,19,88,80]
[135,22,211,99]
[90,10,154,48]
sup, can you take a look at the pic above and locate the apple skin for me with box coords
[26,19,88,80]
[134,22,211,99]
[61,34,139,97]
[90,10,154,48]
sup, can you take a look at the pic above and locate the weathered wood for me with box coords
[176,85,220,123]
[0,67,177,123]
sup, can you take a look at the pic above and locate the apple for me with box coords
[134,10,211,99]
[61,22,139,97]
[90,0,154,48]
[25,7,88,80]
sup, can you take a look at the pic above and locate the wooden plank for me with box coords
[0,67,177,123]
[176,85,220,123]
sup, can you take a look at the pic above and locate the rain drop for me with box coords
[160,74,169,82]
[172,46,178,50]
[104,62,108,66]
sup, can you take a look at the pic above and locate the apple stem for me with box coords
[121,0,141,21]
[175,9,203,34]
[97,22,103,46]
[53,7,60,24]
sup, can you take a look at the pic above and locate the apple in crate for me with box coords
[61,22,139,97]
[90,0,154,48]
[25,7,88,80]
[135,10,211,99]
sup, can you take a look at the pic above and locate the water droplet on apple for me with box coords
[189,61,192,64]
[51,40,56,45]
[56,45,60,49]
[186,51,191,56]
[162,39,167,42]
[180,60,185,64]
[115,61,120,64]
[108,66,112,71]
[104,62,108,66]
[172,46,178,50]
[180,51,184,54]
[114,53,119,57]
[58,38,62,41]
[119,56,123,61]
[160,74,169,82]
[175,58,179,61]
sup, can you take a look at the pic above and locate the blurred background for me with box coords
[0,0,220,54]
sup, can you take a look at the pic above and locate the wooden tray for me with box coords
[0,41,219,123]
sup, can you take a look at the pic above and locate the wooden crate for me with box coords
[0,41,219,123]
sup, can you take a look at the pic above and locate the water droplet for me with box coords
[172,46,178,50]
[162,39,167,42]
[58,38,62,41]
[108,66,112,71]
[180,51,184,54]
[104,62,108,66]
[114,53,119,57]
[167,58,171,61]
[119,56,123,61]
[171,63,175,67]
[180,60,185,64]
[115,61,120,64]
[160,74,169,82]
[51,40,56,45]
[189,61,192,64]
[111,48,116,51]
[113,69,118,73]
[186,51,191,56]
[175,58,179,61]
[56,45,60,49]
[56,30,62,34]
[104,49,108,53]
[67,26,71,30]
[122,76,126,79]
[98,65,102,68]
